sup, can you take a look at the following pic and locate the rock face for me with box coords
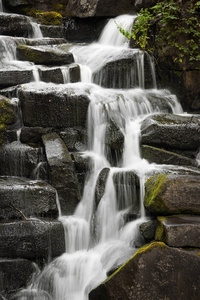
[89,242,200,300]
[42,132,81,215]
[155,215,200,248]
[0,219,65,260]
[144,174,200,215]
[141,114,200,151]
[0,259,36,292]
[0,95,16,145]
[18,83,90,128]
[0,176,58,219]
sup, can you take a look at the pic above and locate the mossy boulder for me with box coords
[89,241,200,300]
[36,11,62,26]
[0,95,16,145]
[144,174,200,215]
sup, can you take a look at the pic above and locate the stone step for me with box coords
[0,141,42,178]
[155,215,200,248]
[0,69,34,89]
[0,176,58,219]
[18,82,90,128]
[0,13,33,37]
[0,219,65,260]
[16,44,74,65]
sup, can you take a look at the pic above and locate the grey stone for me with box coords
[0,13,33,37]
[0,176,58,220]
[42,132,81,215]
[139,219,158,242]
[0,70,33,89]
[0,219,65,259]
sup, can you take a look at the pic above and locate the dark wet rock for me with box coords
[18,83,90,128]
[89,242,200,300]
[60,127,87,151]
[105,120,124,151]
[0,13,33,37]
[95,168,110,207]
[0,142,41,178]
[20,127,54,144]
[42,132,81,215]
[141,114,200,151]
[0,69,33,89]
[135,0,158,11]
[40,25,65,38]
[155,215,200,248]
[139,219,158,242]
[38,67,64,84]
[144,174,200,215]
[0,219,65,260]
[93,51,155,89]
[16,45,74,65]
[69,64,81,83]
[141,145,198,167]
[24,38,67,46]
[0,176,58,220]
[63,17,106,43]
[71,152,90,173]
[0,258,36,293]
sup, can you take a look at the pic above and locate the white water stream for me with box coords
[16,15,183,300]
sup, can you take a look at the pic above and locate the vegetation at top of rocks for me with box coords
[23,8,62,25]
[118,0,200,65]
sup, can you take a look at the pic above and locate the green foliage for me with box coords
[119,1,200,64]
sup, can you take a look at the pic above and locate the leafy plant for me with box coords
[119,0,200,64]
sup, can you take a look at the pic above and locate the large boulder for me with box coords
[42,132,81,215]
[141,114,200,151]
[16,45,74,65]
[18,83,90,128]
[0,219,65,260]
[155,215,200,248]
[0,176,58,220]
[144,174,200,215]
[89,242,200,300]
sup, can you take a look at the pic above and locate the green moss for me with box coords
[0,98,15,145]
[155,217,167,241]
[36,11,62,26]
[144,174,169,214]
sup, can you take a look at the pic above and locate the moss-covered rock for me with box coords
[89,241,200,300]
[144,174,200,215]
[36,11,62,26]
[0,95,16,145]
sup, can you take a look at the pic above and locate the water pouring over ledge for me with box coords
[15,15,183,300]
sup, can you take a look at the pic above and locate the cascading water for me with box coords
[0,0,3,12]
[16,15,183,300]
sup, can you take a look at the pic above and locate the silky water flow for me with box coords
[15,15,183,300]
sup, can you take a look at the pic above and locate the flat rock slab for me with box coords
[16,44,74,65]
[42,132,81,215]
[18,82,90,128]
[141,113,200,151]
[0,176,58,219]
[144,174,200,215]
[89,242,200,300]
[0,219,65,259]
[141,145,197,167]
[0,258,36,292]
[155,215,200,247]
[0,13,33,37]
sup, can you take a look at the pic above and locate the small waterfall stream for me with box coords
[15,15,183,300]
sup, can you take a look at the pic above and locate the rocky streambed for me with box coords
[0,2,200,300]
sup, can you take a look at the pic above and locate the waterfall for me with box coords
[16,15,183,300]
